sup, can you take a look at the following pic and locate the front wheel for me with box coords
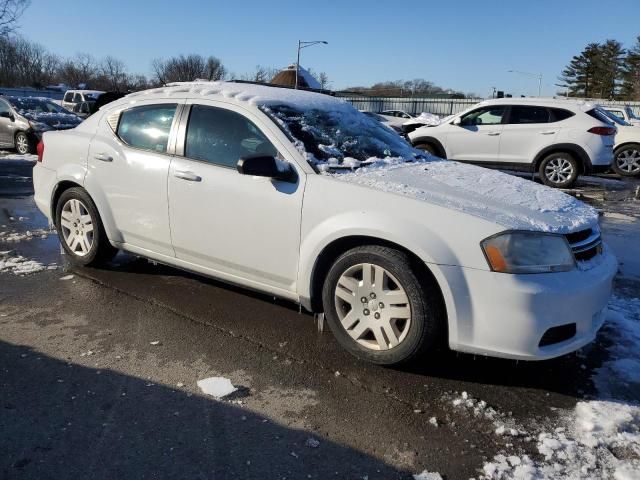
[55,187,118,266]
[321,245,443,365]
[539,153,578,188]
[15,132,33,155]
[612,144,640,177]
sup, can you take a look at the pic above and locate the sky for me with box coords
[18,0,640,97]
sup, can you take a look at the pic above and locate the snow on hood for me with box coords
[404,112,441,126]
[333,160,598,233]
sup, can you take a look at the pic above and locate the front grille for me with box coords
[539,323,577,347]
[565,228,602,262]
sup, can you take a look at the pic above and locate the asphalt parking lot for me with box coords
[1,154,639,479]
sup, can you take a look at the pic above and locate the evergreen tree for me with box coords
[621,36,640,100]
[559,43,601,97]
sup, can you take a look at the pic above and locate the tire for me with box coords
[15,132,33,155]
[414,142,438,157]
[321,245,444,365]
[55,187,118,266]
[539,152,578,188]
[612,143,640,177]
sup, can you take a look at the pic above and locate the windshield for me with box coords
[600,108,630,126]
[8,97,68,114]
[261,103,424,170]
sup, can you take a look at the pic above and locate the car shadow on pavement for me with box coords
[0,340,412,480]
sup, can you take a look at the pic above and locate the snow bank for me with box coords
[0,153,37,162]
[197,377,237,399]
[334,160,599,233]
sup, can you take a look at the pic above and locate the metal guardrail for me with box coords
[338,95,640,117]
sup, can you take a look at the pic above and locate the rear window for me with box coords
[116,104,177,153]
[549,108,574,122]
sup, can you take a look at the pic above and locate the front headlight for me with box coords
[29,121,52,132]
[481,231,575,274]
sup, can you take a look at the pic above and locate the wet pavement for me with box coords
[1,156,639,479]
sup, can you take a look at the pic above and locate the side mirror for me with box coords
[0,111,14,121]
[452,117,462,126]
[237,156,297,183]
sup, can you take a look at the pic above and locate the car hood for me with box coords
[331,159,598,234]
[21,111,81,129]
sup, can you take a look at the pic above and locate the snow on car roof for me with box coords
[124,81,349,111]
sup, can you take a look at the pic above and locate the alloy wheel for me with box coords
[60,199,94,257]
[334,263,411,351]
[16,134,29,154]
[616,149,640,174]
[544,157,574,184]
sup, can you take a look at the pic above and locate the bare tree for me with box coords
[100,55,127,91]
[152,54,226,84]
[239,65,279,83]
[0,0,29,36]
[318,72,329,89]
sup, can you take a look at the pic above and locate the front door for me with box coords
[0,99,15,146]
[168,102,305,293]
[445,106,506,163]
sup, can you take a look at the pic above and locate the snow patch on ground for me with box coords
[0,153,37,162]
[413,471,443,480]
[480,297,640,479]
[197,377,238,399]
[0,228,50,242]
[0,251,54,275]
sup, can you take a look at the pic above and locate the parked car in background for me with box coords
[0,96,82,154]
[599,107,640,176]
[602,106,640,126]
[61,90,104,111]
[381,110,415,120]
[408,98,616,188]
[33,81,616,365]
[361,111,405,133]
[72,101,95,118]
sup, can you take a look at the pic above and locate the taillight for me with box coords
[588,126,616,136]
[36,140,44,162]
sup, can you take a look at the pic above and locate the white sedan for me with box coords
[33,82,616,365]
[600,107,640,176]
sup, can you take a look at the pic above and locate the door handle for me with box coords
[486,131,501,136]
[94,153,113,162]
[540,130,557,135]
[174,170,202,182]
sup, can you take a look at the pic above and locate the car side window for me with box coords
[184,105,279,168]
[73,93,82,103]
[508,106,550,124]
[116,104,177,153]
[549,108,574,122]
[64,92,74,102]
[461,106,506,126]
[0,100,11,115]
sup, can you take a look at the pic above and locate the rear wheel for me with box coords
[612,143,640,177]
[55,187,118,266]
[539,153,578,188]
[321,245,443,365]
[15,132,33,155]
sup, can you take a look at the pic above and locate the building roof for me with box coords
[270,64,321,90]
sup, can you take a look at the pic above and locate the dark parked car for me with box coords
[0,96,82,154]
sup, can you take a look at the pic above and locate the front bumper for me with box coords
[440,247,617,360]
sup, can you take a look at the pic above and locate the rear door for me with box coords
[85,100,183,256]
[499,105,559,165]
[445,106,505,162]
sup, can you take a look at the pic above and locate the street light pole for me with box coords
[508,70,543,97]
[295,40,328,89]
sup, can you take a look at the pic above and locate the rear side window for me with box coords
[184,105,278,168]
[117,104,177,153]
[508,106,550,124]
[549,108,574,122]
